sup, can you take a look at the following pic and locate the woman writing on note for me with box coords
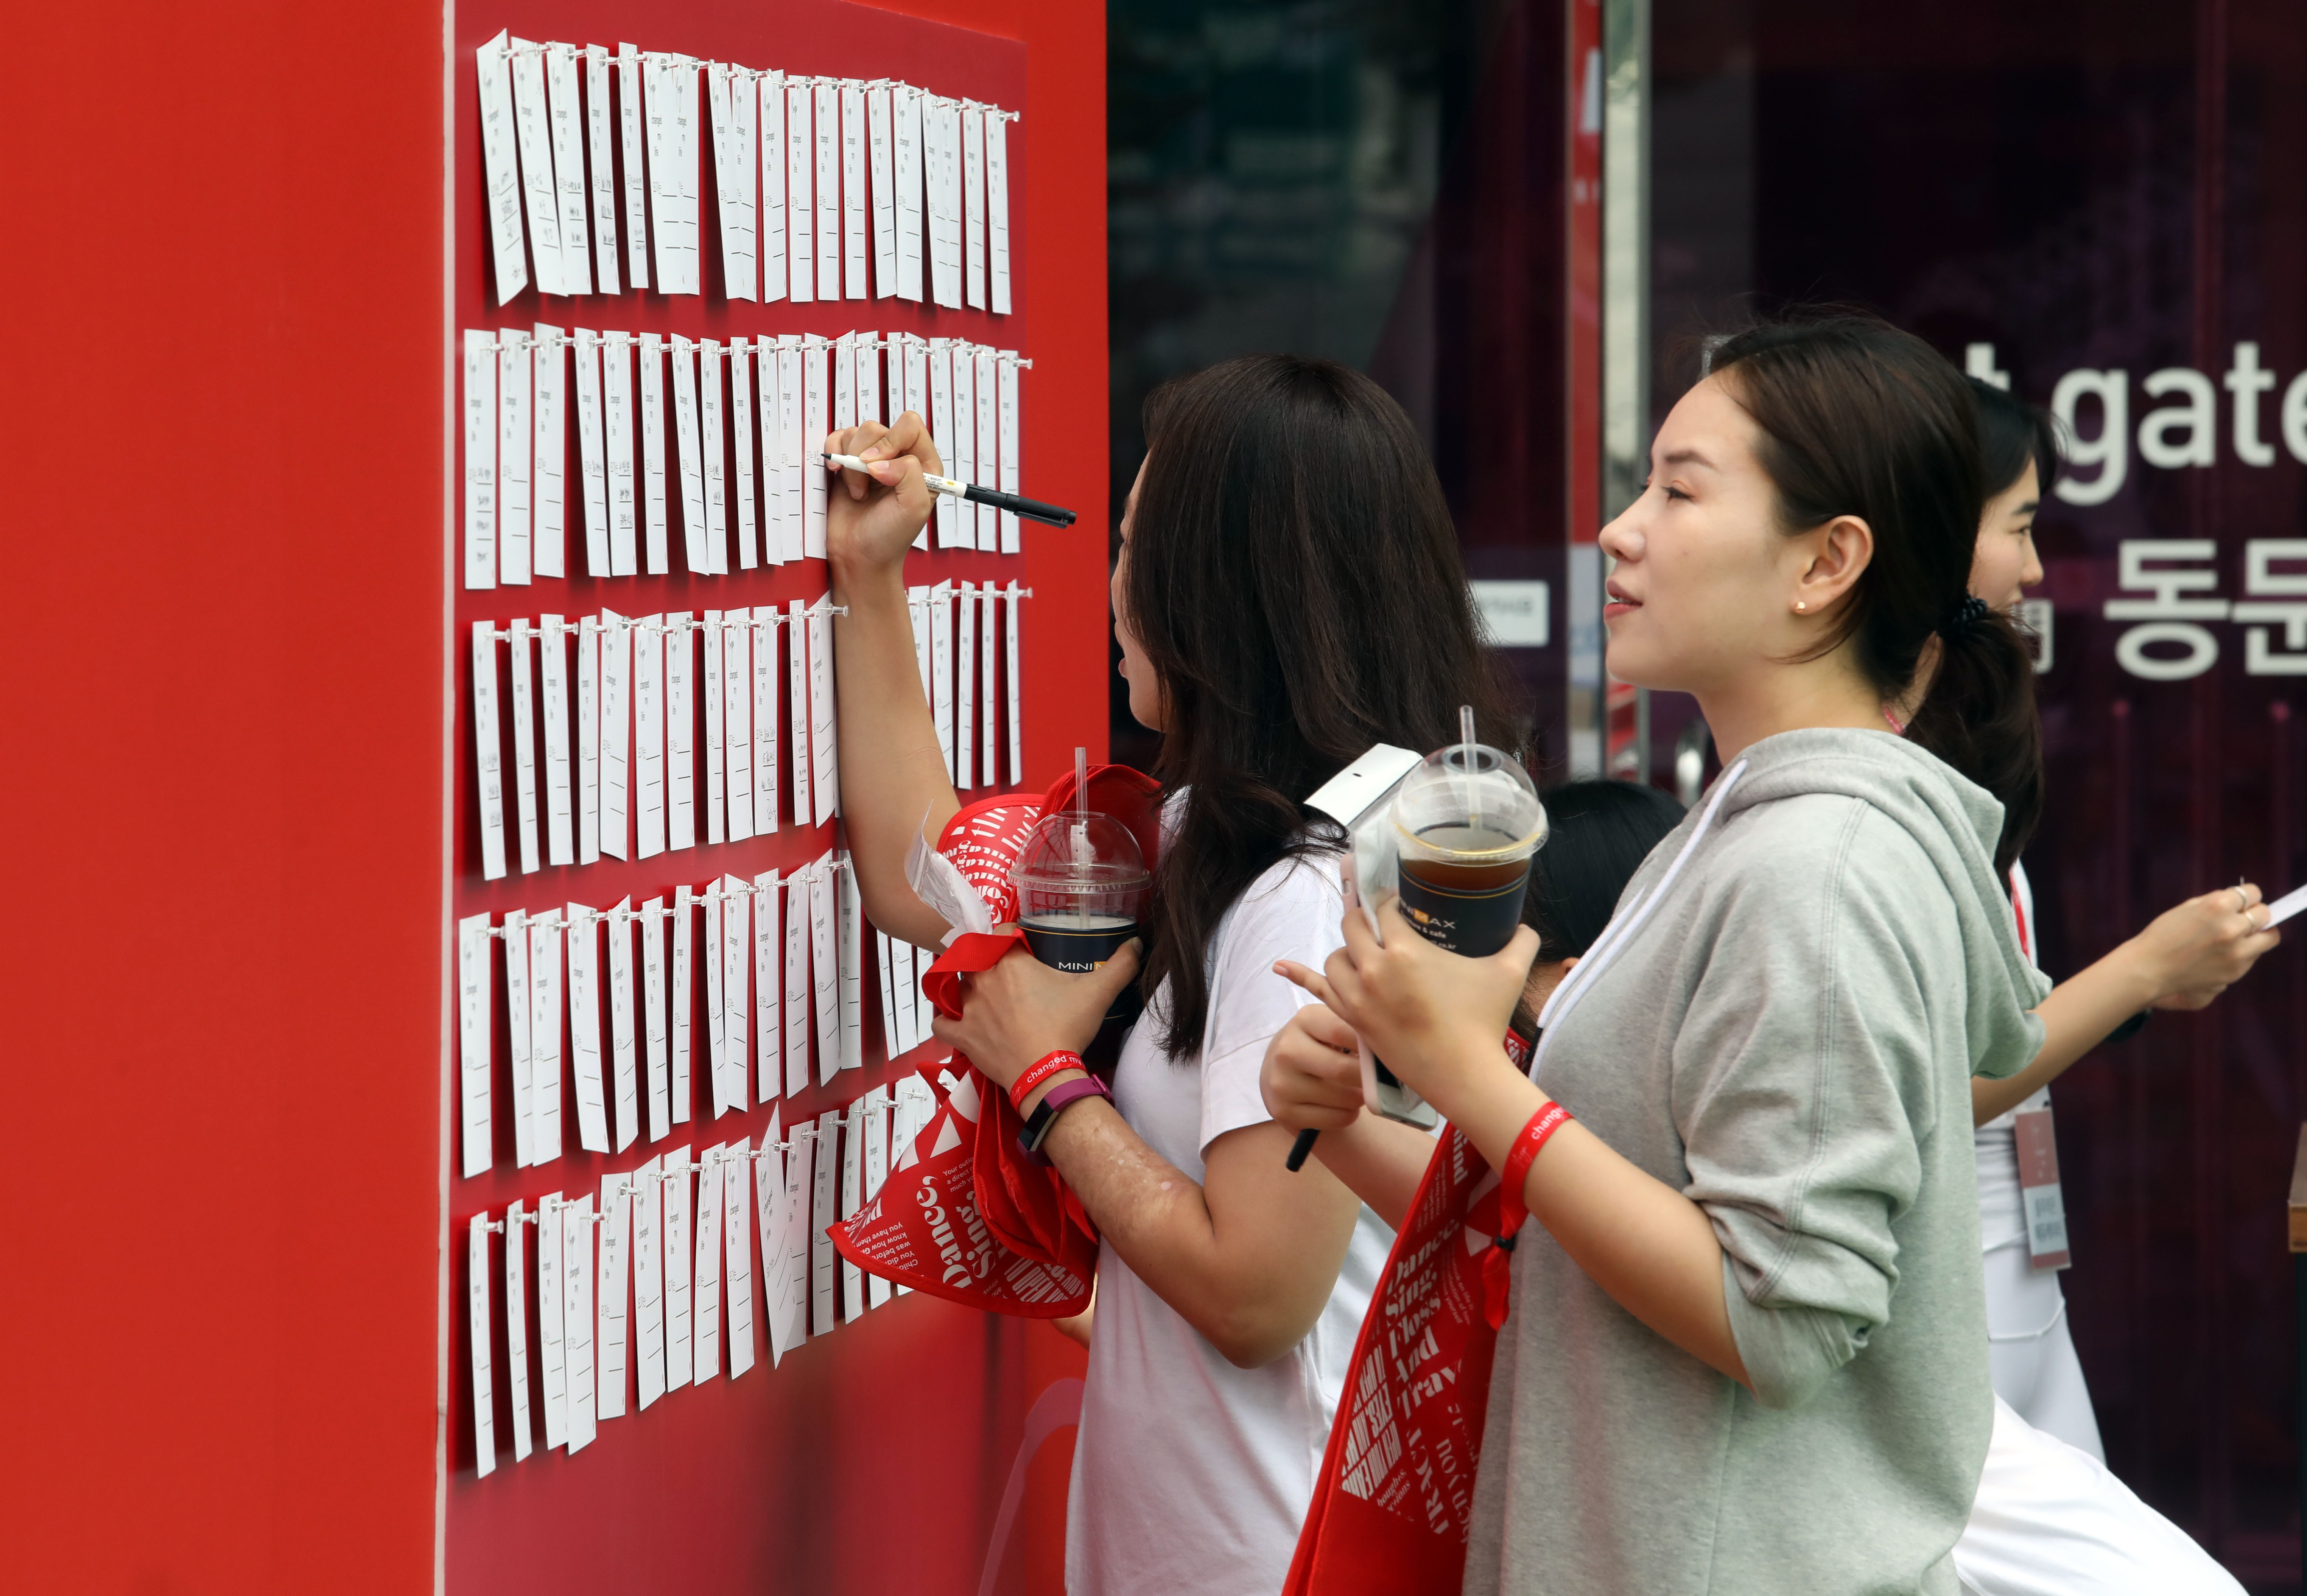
[824,353,1512,1596]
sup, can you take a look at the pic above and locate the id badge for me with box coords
[2013,1106,2072,1272]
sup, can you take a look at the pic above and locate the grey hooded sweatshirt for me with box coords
[1462,728,2050,1596]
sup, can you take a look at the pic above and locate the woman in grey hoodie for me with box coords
[1281,315,2052,1594]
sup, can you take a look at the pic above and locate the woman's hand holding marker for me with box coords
[823,412,942,579]
[1280,894,1542,1130]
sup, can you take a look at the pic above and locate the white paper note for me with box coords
[459,915,493,1179]
[510,40,567,296]
[1006,582,1025,782]
[505,911,534,1166]
[672,59,702,293]
[671,339,709,574]
[786,81,813,302]
[963,106,986,310]
[722,874,753,1114]
[469,1215,497,1476]
[633,1153,665,1406]
[950,343,976,551]
[750,1110,784,1362]
[617,44,649,290]
[763,1118,809,1363]
[477,34,528,304]
[907,584,934,726]
[980,580,999,785]
[810,1109,840,1333]
[894,935,922,1056]
[584,47,621,295]
[472,622,507,881]
[596,1173,630,1419]
[573,329,610,574]
[730,338,759,569]
[577,616,600,864]
[530,914,565,1163]
[777,338,806,562]
[641,897,670,1142]
[929,340,959,547]
[599,608,630,859]
[757,346,786,564]
[503,1198,533,1458]
[842,82,868,298]
[803,336,830,557]
[783,876,810,1098]
[868,84,897,295]
[665,613,695,850]
[671,886,694,1124]
[838,861,864,1074]
[786,598,812,822]
[699,340,729,575]
[863,1086,893,1308]
[606,897,638,1151]
[894,85,925,302]
[955,585,976,789]
[875,932,898,1067]
[499,333,533,585]
[905,335,931,550]
[810,855,839,1087]
[562,1196,596,1450]
[752,608,781,832]
[725,616,754,841]
[701,883,727,1114]
[998,353,1021,552]
[834,330,857,437]
[856,333,883,427]
[661,1152,692,1388]
[567,906,609,1153]
[603,333,638,575]
[930,581,956,780]
[463,332,498,589]
[702,611,727,846]
[539,617,573,865]
[838,1101,864,1322]
[926,96,964,308]
[537,1194,567,1447]
[634,615,665,858]
[724,1138,757,1375]
[813,81,841,297]
[644,56,701,294]
[753,869,781,1102]
[638,333,669,574]
[987,111,1012,314]
[692,1143,724,1383]
[507,619,540,874]
[546,47,592,295]
[808,602,837,825]
[975,346,1000,550]
[708,64,757,301]
[758,72,788,302]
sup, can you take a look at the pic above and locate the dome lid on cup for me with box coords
[1390,731,1546,864]
[1009,810,1152,893]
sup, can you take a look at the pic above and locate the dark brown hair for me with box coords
[1709,314,2043,873]
[1125,353,1516,1060]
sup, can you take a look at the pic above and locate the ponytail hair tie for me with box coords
[1940,594,1990,640]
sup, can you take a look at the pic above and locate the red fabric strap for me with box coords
[1010,1050,1085,1111]
[1481,1101,1574,1330]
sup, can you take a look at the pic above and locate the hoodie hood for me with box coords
[1705,727,2048,1078]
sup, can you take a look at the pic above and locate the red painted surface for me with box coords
[0,1,1104,1591]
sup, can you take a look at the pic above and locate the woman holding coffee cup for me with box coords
[1276,315,2053,1594]
[823,352,1512,1596]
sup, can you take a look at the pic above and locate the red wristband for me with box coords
[1010,1049,1085,1111]
[1483,1101,1574,1330]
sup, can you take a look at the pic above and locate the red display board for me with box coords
[2,2,1105,1592]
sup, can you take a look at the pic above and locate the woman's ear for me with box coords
[1792,513,1875,614]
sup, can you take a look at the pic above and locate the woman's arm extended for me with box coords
[824,414,959,950]
[1973,882,2281,1126]
[1305,899,1751,1389]
[1259,992,1441,1231]
[934,943,1366,1369]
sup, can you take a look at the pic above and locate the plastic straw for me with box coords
[1459,704,1479,839]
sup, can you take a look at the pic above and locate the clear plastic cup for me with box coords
[1010,810,1151,976]
[1389,742,1548,958]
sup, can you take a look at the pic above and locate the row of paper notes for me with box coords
[455,863,952,1180]
[467,1070,956,1473]
[470,583,1024,881]
[463,324,1028,591]
[479,31,1012,311]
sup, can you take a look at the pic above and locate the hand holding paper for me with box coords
[2133,880,2285,1011]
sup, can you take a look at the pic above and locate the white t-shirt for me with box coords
[1065,849,1398,1596]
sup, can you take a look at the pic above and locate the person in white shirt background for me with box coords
[823,351,1516,1596]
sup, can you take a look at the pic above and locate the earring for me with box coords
[1794,599,1807,613]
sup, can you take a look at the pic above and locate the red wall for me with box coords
[0,2,1105,1591]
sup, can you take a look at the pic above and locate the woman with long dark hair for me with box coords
[824,353,1511,1596]
[1277,314,2055,1593]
